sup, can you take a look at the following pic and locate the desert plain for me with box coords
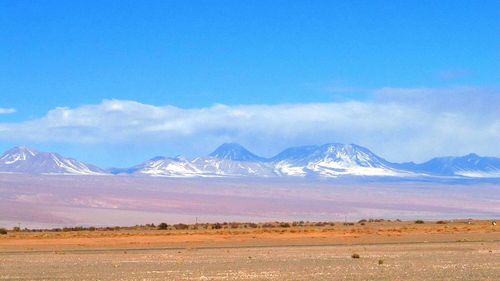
[1,220,499,280]
[0,174,499,280]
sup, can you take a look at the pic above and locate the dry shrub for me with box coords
[262,223,276,228]
[173,223,189,230]
[157,223,169,230]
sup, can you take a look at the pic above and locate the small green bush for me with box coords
[351,253,360,259]
[415,220,425,224]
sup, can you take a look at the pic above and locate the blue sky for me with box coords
[0,1,499,167]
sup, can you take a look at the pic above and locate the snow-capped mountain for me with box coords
[114,143,411,178]
[208,143,266,162]
[121,143,500,179]
[271,143,410,177]
[125,156,208,177]
[398,153,500,178]
[3,144,499,179]
[191,157,275,177]
[195,143,274,176]
[113,144,275,177]
[0,146,105,175]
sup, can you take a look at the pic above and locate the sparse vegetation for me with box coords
[378,259,384,265]
[0,228,7,235]
[314,222,334,227]
[2,219,488,235]
[173,223,189,230]
[358,218,386,223]
[351,253,360,259]
[157,223,169,230]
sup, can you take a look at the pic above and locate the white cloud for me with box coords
[0,87,498,162]
[0,108,16,114]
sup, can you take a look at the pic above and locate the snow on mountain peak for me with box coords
[0,146,39,164]
[0,147,105,175]
[319,143,391,167]
[409,153,500,177]
[209,143,265,162]
[2,143,499,179]
[273,143,389,167]
[271,143,402,177]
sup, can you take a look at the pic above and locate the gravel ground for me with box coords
[1,241,499,280]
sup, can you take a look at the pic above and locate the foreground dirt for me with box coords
[1,242,499,280]
[0,221,499,280]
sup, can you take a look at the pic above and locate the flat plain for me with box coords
[1,220,499,280]
[1,174,499,228]
[1,175,499,280]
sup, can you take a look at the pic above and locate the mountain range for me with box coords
[1,143,499,179]
[0,146,104,175]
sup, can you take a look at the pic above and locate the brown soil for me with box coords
[1,220,498,252]
[1,220,498,280]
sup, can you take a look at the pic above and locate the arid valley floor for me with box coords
[1,220,499,280]
[1,175,499,280]
[1,174,499,228]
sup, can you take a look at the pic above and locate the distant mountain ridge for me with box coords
[1,143,499,179]
[0,146,105,175]
[396,153,500,178]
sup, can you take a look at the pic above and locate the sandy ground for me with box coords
[1,242,499,281]
[1,221,499,280]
